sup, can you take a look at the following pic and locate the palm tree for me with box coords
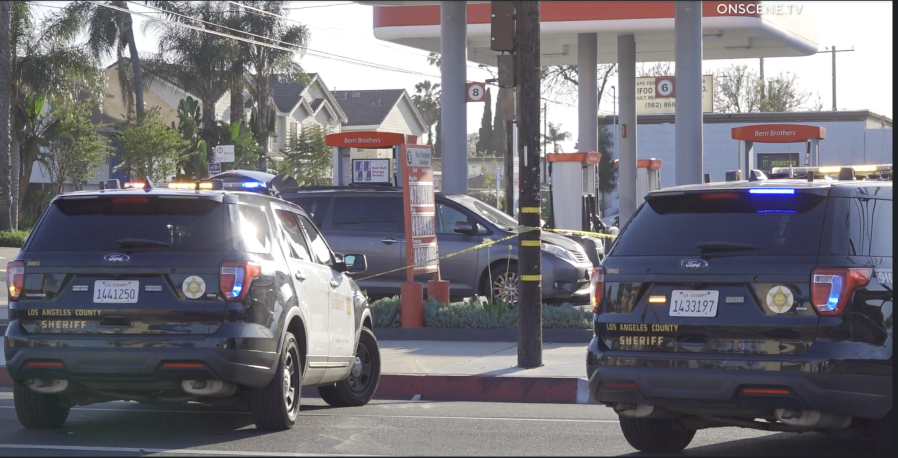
[8,2,104,229]
[50,1,146,121]
[141,1,233,164]
[544,122,571,154]
[240,1,311,172]
[412,80,441,147]
[0,2,13,230]
[227,1,248,128]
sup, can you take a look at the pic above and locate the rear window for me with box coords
[824,197,892,257]
[609,190,829,257]
[29,197,226,252]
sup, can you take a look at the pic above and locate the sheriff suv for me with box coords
[587,176,892,454]
[4,173,381,431]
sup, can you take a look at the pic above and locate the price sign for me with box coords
[400,144,440,280]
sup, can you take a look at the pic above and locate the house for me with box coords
[332,89,428,160]
[28,66,199,190]
[213,73,348,163]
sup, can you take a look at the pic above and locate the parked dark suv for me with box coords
[281,187,594,304]
[587,178,892,454]
[4,174,381,431]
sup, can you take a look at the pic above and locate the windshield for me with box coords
[446,195,519,231]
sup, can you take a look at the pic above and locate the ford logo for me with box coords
[681,259,708,271]
[104,253,131,263]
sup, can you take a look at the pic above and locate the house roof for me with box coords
[269,73,316,113]
[332,89,408,127]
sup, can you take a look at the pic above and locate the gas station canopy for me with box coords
[355,1,819,65]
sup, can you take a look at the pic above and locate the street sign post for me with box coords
[213,145,235,163]
[208,162,221,177]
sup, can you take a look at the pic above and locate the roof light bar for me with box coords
[749,188,795,195]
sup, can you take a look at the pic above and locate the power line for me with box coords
[283,2,355,10]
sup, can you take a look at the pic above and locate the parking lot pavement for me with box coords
[0,390,878,457]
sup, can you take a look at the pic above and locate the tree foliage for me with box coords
[115,109,187,181]
[539,64,618,113]
[41,98,110,195]
[172,96,207,180]
[714,64,814,113]
[412,80,441,147]
[543,122,571,153]
[211,118,261,172]
[282,124,331,186]
[476,88,494,156]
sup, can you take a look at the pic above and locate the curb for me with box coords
[0,368,591,404]
[373,328,593,343]
[304,374,592,404]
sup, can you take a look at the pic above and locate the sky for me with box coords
[34,1,893,154]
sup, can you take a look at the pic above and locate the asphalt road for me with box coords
[0,389,877,457]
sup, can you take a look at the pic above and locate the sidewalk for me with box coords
[1,338,591,404]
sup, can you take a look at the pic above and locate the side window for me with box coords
[437,203,472,235]
[332,196,403,232]
[297,214,333,266]
[275,209,312,262]
[233,204,271,254]
[828,197,893,257]
[289,196,329,227]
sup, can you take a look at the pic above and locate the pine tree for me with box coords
[475,88,493,156]
[491,89,506,158]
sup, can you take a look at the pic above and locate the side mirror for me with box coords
[453,221,477,235]
[339,254,367,274]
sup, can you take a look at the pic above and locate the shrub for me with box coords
[369,295,592,329]
[0,230,29,248]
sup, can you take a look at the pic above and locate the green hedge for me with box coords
[370,295,592,329]
[0,230,29,248]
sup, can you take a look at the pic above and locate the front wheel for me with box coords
[318,328,381,407]
[619,416,696,454]
[13,382,71,428]
[483,261,519,307]
[250,332,303,430]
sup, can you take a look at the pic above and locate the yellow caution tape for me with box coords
[520,274,542,282]
[353,224,617,282]
[520,207,541,214]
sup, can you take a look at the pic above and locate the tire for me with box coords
[872,410,893,457]
[13,381,71,428]
[318,328,381,407]
[250,332,302,430]
[483,261,519,306]
[619,416,696,454]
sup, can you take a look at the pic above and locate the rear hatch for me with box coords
[598,186,830,356]
[16,194,229,335]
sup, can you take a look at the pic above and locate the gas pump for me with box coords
[613,158,663,211]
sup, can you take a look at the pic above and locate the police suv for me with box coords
[4,171,380,430]
[588,165,892,454]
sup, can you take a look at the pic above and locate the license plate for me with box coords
[93,280,139,303]
[669,290,719,317]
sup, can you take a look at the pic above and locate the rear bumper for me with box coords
[3,322,278,389]
[586,338,893,420]
[541,256,592,301]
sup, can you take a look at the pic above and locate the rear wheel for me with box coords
[318,328,381,407]
[251,332,302,430]
[13,381,71,428]
[872,410,892,457]
[619,416,696,454]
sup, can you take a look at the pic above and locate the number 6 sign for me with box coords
[655,77,676,98]
[466,82,486,102]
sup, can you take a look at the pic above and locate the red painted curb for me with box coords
[1,367,579,404]
[305,374,579,404]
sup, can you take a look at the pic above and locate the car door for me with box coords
[429,199,483,297]
[328,195,406,297]
[296,213,356,378]
[271,206,331,383]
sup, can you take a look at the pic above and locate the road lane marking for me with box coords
[0,444,364,456]
[0,405,619,423]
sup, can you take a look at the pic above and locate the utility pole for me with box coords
[759,57,765,100]
[817,46,854,111]
[514,0,542,368]
[542,103,547,183]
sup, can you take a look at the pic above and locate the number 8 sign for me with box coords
[466,82,487,102]
[655,77,675,98]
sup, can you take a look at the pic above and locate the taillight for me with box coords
[811,268,872,316]
[591,267,605,313]
[7,261,24,301]
[220,261,262,301]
